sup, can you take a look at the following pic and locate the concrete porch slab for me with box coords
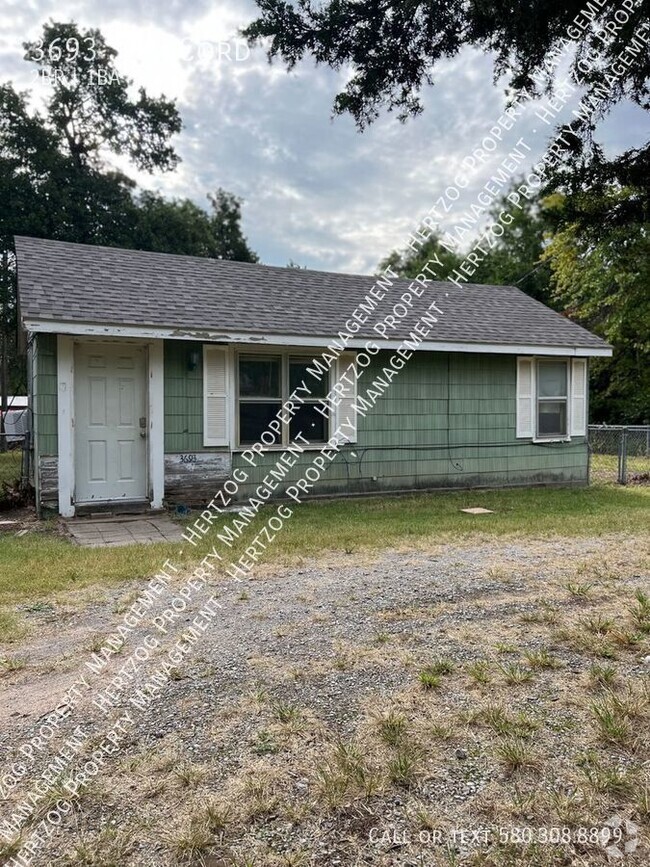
[63,514,184,547]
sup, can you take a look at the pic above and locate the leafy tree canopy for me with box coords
[381,180,554,304]
[207,189,259,263]
[379,233,462,282]
[244,1,649,128]
[23,21,181,172]
[2,19,181,251]
[1,21,258,399]
[245,2,650,223]
[1,20,257,258]
[543,186,650,423]
[134,190,258,263]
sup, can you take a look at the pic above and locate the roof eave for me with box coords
[22,316,614,358]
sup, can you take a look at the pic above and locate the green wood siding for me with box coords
[34,333,58,456]
[30,339,588,513]
[164,340,204,453]
[32,333,59,512]
[161,342,587,503]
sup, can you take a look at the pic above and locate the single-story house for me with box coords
[15,236,612,517]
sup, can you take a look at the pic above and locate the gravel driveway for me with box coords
[0,533,648,866]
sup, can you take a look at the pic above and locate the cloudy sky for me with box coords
[1,0,646,274]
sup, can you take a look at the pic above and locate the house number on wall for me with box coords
[180,454,198,463]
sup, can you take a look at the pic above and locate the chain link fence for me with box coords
[588,425,650,485]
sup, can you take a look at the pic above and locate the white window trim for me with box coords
[533,357,571,443]
[518,356,588,444]
[516,356,534,439]
[147,339,165,509]
[333,351,358,444]
[570,357,588,437]
[515,355,589,445]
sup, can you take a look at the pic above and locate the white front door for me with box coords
[74,343,148,504]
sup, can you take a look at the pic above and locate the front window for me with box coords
[237,353,329,446]
[537,360,568,438]
[238,356,282,445]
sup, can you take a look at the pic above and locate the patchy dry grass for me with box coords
[0,654,26,675]
[2,527,649,866]
[0,608,28,643]
[54,827,138,867]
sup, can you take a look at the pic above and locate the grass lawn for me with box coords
[1,484,649,609]
[0,449,22,487]
[591,451,650,484]
[590,453,618,479]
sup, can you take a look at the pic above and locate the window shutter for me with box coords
[203,346,229,446]
[334,351,357,443]
[570,358,587,436]
[516,357,534,438]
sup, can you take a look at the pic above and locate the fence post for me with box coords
[618,428,628,485]
[21,431,30,490]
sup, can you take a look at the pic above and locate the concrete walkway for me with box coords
[63,514,184,547]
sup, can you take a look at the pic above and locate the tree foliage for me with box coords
[134,190,258,262]
[379,233,461,280]
[2,20,258,259]
[23,21,181,172]
[382,181,553,303]
[543,188,650,423]
[1,21,258,397]
[244,1,649,129]
[207,190,259,262]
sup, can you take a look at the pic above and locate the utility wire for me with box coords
[514,260,547,285]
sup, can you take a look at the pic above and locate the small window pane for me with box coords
[239,402,282,444]
[239,357,280,397]
[538,401,567,437]
[289,403,328,443]
[538,361,567,398]
[289,358,327,398]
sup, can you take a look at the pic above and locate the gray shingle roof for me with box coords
[15,236,609,351]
